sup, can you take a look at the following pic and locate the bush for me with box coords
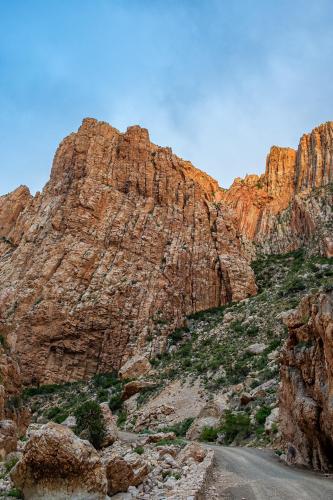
[109,392,123,411]
[169,327,189,344]
[134,446,144,455]
[45,406,62,420]
[155,438,186,447]
[22,383,68,398]
[220,411,251,444]
[255,406,271,425]
[7,489,23,499]
[74,400,106,449]
[161,418,194,437]
[5,456,19,473]
[200,426,219,442]
[117,409,127,428]
[93,372,118,389]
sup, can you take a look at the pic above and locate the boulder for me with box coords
[247,343,267,355]
[61,415,77,429]
[11,422,107,499]
[0,419,17,459]
[142,431,176,444]
[122,380,156,400]
[240,392,254,406]
[179,443,207,464]
[119,355,151,380]
[186,416,219,440]
[101,445,149,495]
[100,403,118,446]
[186,399,226,440]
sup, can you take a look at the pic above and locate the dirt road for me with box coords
[204,445,333,500]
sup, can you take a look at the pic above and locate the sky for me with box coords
[1,0,333,195]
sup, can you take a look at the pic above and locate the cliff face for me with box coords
[280,291,333,471]
[222,122,333,256]
[0,118,256,385]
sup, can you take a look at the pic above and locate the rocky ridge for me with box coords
[222,122,333,256]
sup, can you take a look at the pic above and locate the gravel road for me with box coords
[204,445,333,500]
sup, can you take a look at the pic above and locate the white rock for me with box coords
[247,343,267,355]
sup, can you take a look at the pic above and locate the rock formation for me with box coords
[0,118,256,385]
[11,422,107,499]
[222,122,333,255]
[280,290,333,471]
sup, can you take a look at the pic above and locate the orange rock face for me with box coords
[280,291,333,471]
[0,118,256,385]
[222,122,333,254]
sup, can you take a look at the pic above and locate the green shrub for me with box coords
[169,327,189,344]
[93,372,118,389]
[161,417,194,437]
[45,406,62,419]
[255,406,271,425]
[97,388,109,402]
[155,438,186,447]
[53,410,70,424]
[117,409,127,428]
[247,325,259,337]
[5,456,19,473]
[220,411,251,444]
[200,426,219,442]
[74,400,106,449]
[7,489,23,498]
[134,446,144,455]
[109,392,123,411]
[22,383,68,398]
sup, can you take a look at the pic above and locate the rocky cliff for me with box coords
[0,118,256,385]
[222,122,333,256]
[280,290,333,471]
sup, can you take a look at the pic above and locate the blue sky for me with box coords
[1,0,333,195]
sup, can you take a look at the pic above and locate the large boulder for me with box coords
[186,398,227,440]
[11,422,107,499]
[101,443,149,495]
[119,355,151,380]
[100,403,118,447]
[0,419,17,459]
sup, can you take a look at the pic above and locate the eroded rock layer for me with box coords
[222,122,333,255]
[280,290,333,471]
[0,118,256,385]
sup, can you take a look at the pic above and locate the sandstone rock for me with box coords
[0,118,256,385]
[122,380,156,400]
[100,402,118,446]
[101,444,149,495]
[279,290,333,471]
[178,443,207,463]
[239,392,254,406]
[0,420,17,459]
[119,355,151,380]
[11,422,107,499]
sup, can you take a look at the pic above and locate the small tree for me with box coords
[74,400,106,449]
